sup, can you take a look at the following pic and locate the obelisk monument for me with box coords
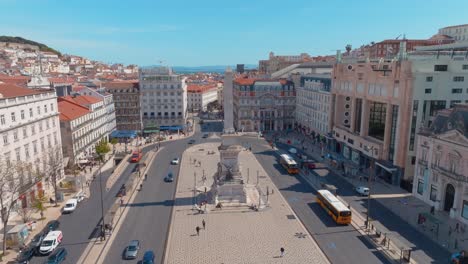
[223,67,235,134]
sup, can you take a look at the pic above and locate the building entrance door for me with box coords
[444,184,455,212]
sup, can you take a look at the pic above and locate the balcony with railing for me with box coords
[431,163,467,183]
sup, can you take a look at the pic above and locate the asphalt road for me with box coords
[237,136,393,264]
[272,141,450,263]
[103,120,223,264]
[30,123,220,264]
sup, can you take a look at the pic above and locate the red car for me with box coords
[130,150,142,163]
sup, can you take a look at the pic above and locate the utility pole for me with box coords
[193,172,197,205]
[256,170,259,186]
[247,168,250,183]
[366,159,374,229]
[98,155,105,241]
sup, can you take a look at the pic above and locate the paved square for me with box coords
[164,141,329,264]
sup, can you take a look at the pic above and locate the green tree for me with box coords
[95,140,110,156]
[32,195,47,219]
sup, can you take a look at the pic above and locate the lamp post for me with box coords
[364,146,375,229]
[97,153,106,241]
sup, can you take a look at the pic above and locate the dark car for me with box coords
[116,184,127,197]
[188,139,196,144]
[45,220,60,233]
[164,172,174,182]
[202,133,208,138]
[30,232,46,250]
[142,250,155,264]
[46,248,67,264]
[17,246,35,263]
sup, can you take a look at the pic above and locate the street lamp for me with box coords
[96,153,106,241]
[364,145,375,229]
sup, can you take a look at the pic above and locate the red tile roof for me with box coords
[234,78,258,85]
[61,95,102,106]
[187,84,218,93]
[0,74,30,86]
[57,98,90,121]
[0,83,43,98]
[104,81,139,89]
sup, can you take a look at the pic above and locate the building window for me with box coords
[452,88,463,94]
[50,103,54,111]
[388,105,399,161]
[463,64,468,70]
[434,65,448,71]
[11,112,16,122]
[23,127,27,138]
[0,114,5,125]
[429,100,446,116]
[29,108,33,117]
[425,89,432,94]
[13,131,18,141]
[426,76,433,82]
[368,102,386,141]
[417,179,424,195]
[21,110,25,120]
[3,134,8,145]
[453,76,464,82]
[430,185,437,202]
[44,105,48,113]
[462,201,468,220]
[450,100,462,107]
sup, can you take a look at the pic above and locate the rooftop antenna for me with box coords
[395,34,402,40]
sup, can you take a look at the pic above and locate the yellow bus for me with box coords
[316,189,352,225]
[279,154,299,174]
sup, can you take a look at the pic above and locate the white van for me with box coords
[63,198,78,213]
[39,230,63,254]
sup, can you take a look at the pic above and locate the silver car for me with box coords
[124,240,140,259]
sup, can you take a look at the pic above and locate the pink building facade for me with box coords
[413,104,468,222]
[331,58,413,185]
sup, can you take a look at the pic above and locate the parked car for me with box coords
[188,139,196,144]
[142,250,155,264]
[164,172,174,182]
[39,231,63,255]
[355,186,370,196]
[171,158,180,165]
[46,248,67,264]
[62,199,78,214]
[124,240,140,259]
[202,133,209,138]
[45,220,60,233]
[73,192,85,202]
[30,232,46,250]
[288,148,297,154]
[17,246,35,263]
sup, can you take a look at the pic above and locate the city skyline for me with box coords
[1,0,468,66]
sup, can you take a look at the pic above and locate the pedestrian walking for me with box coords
[280,247,285,257]
[196,226,200,236]
[456,223,460,233]
[202,219,206,230]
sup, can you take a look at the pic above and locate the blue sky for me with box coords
[1,0,467,66]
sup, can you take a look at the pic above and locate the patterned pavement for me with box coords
[164,141,329,264]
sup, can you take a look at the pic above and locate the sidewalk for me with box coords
[268,130,455,261]
[164,141,330,264]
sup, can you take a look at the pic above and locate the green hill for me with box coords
[0,36,61,56]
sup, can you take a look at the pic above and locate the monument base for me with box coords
[223,128,235,134]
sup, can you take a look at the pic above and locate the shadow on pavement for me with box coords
[307,202,337,228]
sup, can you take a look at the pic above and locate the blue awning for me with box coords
[159,125,185,131]
[110,130,138,138]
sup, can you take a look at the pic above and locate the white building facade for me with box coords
[405,50,468,182]
[295,74,332,136]
[139,67,187,130]
[76,87,117,138]
[0,84,62,207]
[58,95,108,164]
[187,85,218,112]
